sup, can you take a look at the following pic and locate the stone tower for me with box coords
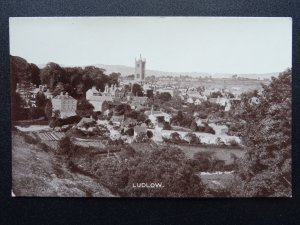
[134,54,146,82]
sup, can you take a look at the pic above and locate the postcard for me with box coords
[10,17,292,197]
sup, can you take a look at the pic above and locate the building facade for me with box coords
[51,92,77,118]
[86,86,114,112]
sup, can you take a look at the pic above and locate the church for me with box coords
[134,54,146,83]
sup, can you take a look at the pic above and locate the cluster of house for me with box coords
[16,82,52,107]
[16,79,242,122]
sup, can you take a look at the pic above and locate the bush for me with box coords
[228,139,240,147]
[204,125,215,134]
[58,136,74,155]
[125,128,134,136]
[49,118,62,128]
[193,152,214,171]
[170,132,182,144]
[134,132,148,143]
[198,112,208,119]
[38,142,51,152]
[28,107,45,120]
[146,130,153,138]
[185,133,201,145]
[23,134,39,145]
[163,122,171,130]
[60,115,82,126]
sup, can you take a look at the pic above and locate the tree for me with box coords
[132,83,143,96]
[157,116,164,123]
[158,92,172,102]
[109,72,121,86]
[185,133,200,145]
[210,91,223,98]
[232,74,238,79]
[231,69,292,197]
[102,101,114,112]
[125,110,139,119]
[118,147,207,197]
[146,130,153,139]
[190,121,198,131]
[163,122,171,130]
[29,63,41,86]
[76,98,94,117]
[146,89,154,99]
[170,132,182,144]
[28,107,45,120]
[52,82,65,96]
[204,124,215,134]
[40,62,66,90]
[11,92,27,121]
[114,104,131,116]
[136,112,147,122]
[58,136,74,156]
[10,55,31,92]
[227,92,235,98]
[44,100,53,120]
[125,128,134,136]
[35,92,46,107]
[134,132,148,143]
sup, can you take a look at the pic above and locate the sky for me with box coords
[9,17,292,74]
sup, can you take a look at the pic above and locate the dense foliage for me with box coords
[57,137,208,197]
[11,55,120,99]
[231,69,292,197]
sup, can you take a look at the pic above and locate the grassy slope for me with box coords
[12,132,114,197]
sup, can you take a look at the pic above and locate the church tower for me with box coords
[134,54,146,82]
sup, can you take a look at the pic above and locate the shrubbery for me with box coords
[28,107,45,120]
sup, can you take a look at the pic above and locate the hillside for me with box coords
[94,64,279,79]
[37,62,279,79]
[12,131,114,197]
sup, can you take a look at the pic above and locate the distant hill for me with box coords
[37,63,279,80]
[94,64,279,80]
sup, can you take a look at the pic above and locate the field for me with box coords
[198,171,235,190]
[170,144,245,165]
[195,78,269,94]
[73,138,106,148]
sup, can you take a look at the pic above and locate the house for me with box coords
[86,87,114,112]
[133,124,147,138]
[194,99,202,105]
[51,92,77,118]
[132,96,148,105]
[121,118,138,129]
[187,97,194,104]
[110,129,121,140]
[209,123,229,135]
[250,96,260,105]
[144,106,172,124]
[111,115,125,124]
[155,88,180,97]
[209,96,231,111]
[155,123,164,132]
[44,89,53,99]
[115,88,125,98]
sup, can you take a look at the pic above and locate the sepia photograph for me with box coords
[10,17,292,197]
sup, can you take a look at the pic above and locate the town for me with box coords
[11,54,291,197]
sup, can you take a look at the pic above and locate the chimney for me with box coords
[60,92,63,96]
[66,92,69,97]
